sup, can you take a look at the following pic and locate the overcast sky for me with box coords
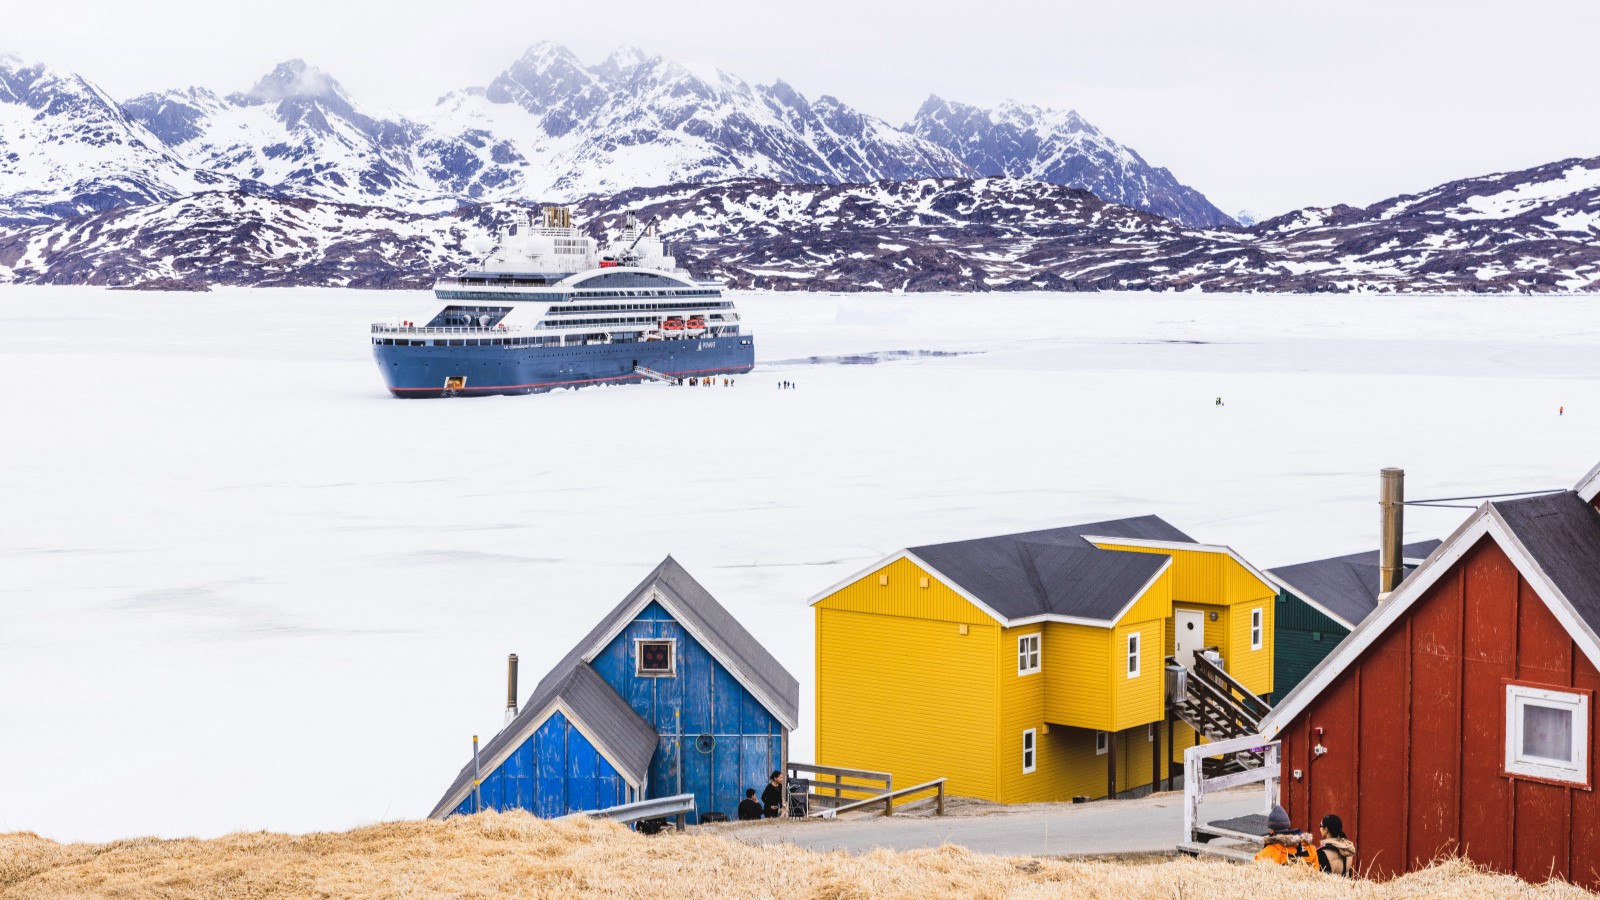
[6,0,1597,216]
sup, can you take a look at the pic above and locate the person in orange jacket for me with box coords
[1254,805,1316,866]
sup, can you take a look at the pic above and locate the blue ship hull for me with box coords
[373,336,756,398]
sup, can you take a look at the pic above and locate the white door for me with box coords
[1175,609,1205,667]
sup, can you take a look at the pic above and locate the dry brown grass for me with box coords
[1,811,1590,899]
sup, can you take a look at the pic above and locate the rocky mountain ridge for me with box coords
[2,155,1594,293]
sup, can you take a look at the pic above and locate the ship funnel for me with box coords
[505,653,519,725]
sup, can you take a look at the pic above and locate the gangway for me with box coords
[633,365,676,384]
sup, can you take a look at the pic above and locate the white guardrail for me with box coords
[1182,733,1280,844]
[370,324,525,335]
[580,793,696,829]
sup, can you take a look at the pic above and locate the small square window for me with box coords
[1095,731,1108,755]
[1127,632,1141,679]
[1017,634,1041,676]
[636,639,676,677]
[1250,608,1263,651]
[1504,683,1589,786]
[1022,729,1036,773]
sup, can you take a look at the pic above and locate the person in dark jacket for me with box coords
[737,789,763,821]
[760,770,784,818]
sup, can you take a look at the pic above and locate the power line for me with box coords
[1403,488,1565,509]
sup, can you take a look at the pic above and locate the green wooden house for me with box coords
[1261,539,1440,700]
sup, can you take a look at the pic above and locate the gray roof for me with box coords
[1262,489,1600,740]
[1264,539,1443,629]
[1493,492,1600,636]
[536,556,800,731]
[429,662,658,819]
[907,516,1191,623]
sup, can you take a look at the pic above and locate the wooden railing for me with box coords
[1168,654,1271,743]
[817,778,947,818]
[785,762,892,814]
[1180,734,1279,854]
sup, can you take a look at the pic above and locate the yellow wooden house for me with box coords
[810,516,1277,803]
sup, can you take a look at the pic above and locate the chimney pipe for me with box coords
[505,653,519,725]
[1379,468,1405,598]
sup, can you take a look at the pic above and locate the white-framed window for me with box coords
[635,638,676,677]
[1504,683,1589,786]
[1095,730,1108,755]
[1022,728,1037,773]
[1017,633,1041,676]
[1148,722,1157,743]
[1250,608,1263,650]
[1126,632,1141,678]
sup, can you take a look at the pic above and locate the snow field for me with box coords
[1,287,1598,842]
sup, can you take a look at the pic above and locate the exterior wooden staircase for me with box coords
[1166,652,1273,776]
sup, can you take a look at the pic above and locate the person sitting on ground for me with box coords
[761,771,785,818]
[737,788,763,821]
[1315,814,1357,876]
[1254,804,1315,866]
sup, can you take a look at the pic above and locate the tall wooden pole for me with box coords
[1151,723,1161,793]
[1380,468,1405,597]
[1107,731,1117,800]
[472,734,482,814]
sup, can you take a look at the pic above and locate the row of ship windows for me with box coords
[560,300,732,314]
[572,289,720,299]
[540,317,726,328]
[374,337,562,347]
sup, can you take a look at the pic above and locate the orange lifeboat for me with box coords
[662,316,686,332]
[686,316,707,330]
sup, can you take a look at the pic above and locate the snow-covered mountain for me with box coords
[0,43,1238,227]
[0,53,227,225]
[411,42,978,200]
[121,61,482,212]
[908,96,1234,227]
[4,156,1595,292]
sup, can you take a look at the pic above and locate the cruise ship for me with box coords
[370,208,754,397]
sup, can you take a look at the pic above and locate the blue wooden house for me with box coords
[429,556,800,824]
[1261,539,1440,699]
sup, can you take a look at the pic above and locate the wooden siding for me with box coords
[1273,590,1350,699]
[1279,537,1600,890]
[590,600,783,823]
[1111,619,1166,731]
[1228,597,1273,696]
[1042,622,1111,730]
[1093,544,1274,608]
[1121,567,1174,626]
[814,556,996,625]
[999,624,1051,802]
[454,711,627,818]
[816,606,999,800]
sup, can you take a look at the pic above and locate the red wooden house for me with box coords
[1258,463,1600,889]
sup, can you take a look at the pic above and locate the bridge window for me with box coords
[1017,633,1040,676]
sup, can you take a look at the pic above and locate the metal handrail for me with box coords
[816,778,947,818]
[582,792,696,831]
[370,324,524,335]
